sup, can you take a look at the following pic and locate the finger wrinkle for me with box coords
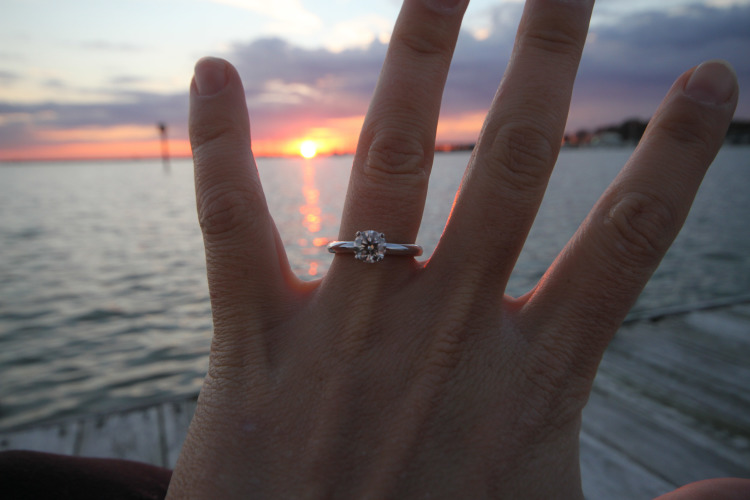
[419,0,467,16]
[361,127,432,178]
[602,191,678,266]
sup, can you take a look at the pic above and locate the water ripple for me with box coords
[1,150,749,430]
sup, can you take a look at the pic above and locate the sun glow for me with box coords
[300,140,318,159]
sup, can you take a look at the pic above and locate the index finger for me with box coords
[190,58,292,331]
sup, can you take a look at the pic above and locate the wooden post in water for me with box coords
[158,122,171,170]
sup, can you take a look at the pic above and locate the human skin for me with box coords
[166,0,745,498]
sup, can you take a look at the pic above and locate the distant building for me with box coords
[591,132,625,147]
[726,121,750,144]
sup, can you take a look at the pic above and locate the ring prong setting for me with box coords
[354,230,387,263]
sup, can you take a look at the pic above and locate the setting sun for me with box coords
[300,140,318,159]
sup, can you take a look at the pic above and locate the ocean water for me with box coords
[1,148,749,430]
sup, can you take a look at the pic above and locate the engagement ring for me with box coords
[327,230,423,264]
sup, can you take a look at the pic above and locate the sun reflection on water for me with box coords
[298,162,329,276]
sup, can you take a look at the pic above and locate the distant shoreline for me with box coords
[2,142,749,165]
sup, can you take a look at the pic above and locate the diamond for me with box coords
[354,230,386,263]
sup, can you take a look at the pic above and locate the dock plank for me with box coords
[75,406,165,466]
[162,397,197,468]
[580,430,674,500]
[583,382,749,485]
[597,367,748,468]
[599,315,750,436]
[0,421,79,456]
[684,308,750,346]
[1,301,748,497]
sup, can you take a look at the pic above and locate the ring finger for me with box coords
[333,0,468,271]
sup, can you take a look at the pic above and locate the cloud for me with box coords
[0,70,20,83]
[0,93,188,152]
[322,15,394,52]
[227,36,387,129]
[232,1,748,134]
[570,3,750,128]
[1,2,748,159]
[706,0,750,6]
[42,78,67,89]
[593,4,749,50]
[0,51,22,61]
[36,125,158,143]
[108,75,150,86]
[76,40,144,52]
[206,0,321,36]
[225,1,750,137]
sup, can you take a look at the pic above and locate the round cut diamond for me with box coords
[354,230,386,263]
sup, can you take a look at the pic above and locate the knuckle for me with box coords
[488,124,556,192]
[522,22,586,58]
[363,131,429,183]
[603,192,678,263]
[190,117,242,152]
[653,111,715,152]
[197,187,262,240]
[191,125,226,152]
[393,29,451,60]
[189,97,251,156]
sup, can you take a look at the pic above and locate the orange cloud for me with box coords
[0,110,483,162]
[436,111,485,141]
[0,139,191,162]
[35,125,159,143]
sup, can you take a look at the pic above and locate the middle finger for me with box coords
[434,0,595,285]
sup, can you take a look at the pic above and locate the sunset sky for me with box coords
[1,0,748,161]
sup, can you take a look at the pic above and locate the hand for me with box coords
[167,0,740,498]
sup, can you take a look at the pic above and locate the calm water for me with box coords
[1,148,749,430]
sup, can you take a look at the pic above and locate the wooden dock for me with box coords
[2,300,749,499]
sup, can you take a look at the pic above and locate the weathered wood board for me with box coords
[2,301,748,499]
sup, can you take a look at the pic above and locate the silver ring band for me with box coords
[327,241,423,256]
[327,230,423,263]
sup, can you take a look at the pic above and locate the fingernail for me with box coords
[194,57,228,96]
[684,60,737,105]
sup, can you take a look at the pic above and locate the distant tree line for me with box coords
[726,120,750,144]
[594,119,649,144]
[565,119,750,147]
[434,119,750,152]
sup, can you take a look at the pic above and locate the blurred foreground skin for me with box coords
[167,0,745,498]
